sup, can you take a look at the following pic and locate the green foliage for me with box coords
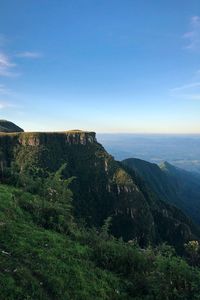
[185,241,200,267]
[0,184,122,300]
[100,216,113,238]
[1,129,200,299]
[78,228,200,299]
[123,158,200,226]
[0,132,200,256]
[122,159,200,252]
[12,164,75,234]
[1,183,200,299]
[148,253,200,299]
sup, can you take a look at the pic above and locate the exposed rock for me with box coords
[16,131,97,146]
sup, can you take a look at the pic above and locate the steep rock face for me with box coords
[17,131,97,146]
[0,131,199,249]
[0,131,154,245]
[0,120,24,133]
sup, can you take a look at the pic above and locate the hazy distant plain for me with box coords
[98,134,200,174]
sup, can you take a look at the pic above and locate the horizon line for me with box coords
[96,132,200,135]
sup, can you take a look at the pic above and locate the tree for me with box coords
[185,240,200,266]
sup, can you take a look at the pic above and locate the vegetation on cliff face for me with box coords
[1,128,200,298]
[0,131,200,251]
[123,158,200,226]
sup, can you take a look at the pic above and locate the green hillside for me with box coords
[0,184,122,299]
[1,128,200,298]
[123,158,200,226]
[0,120,24,133]
[0,131,200,251]
[1,182,200,299]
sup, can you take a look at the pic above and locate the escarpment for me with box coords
[0,128,199,249]
[17,131,97,146]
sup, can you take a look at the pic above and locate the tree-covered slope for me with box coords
[123,158,200,226]
[0,131,199,250]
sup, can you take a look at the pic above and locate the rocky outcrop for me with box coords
[0,130,97,147]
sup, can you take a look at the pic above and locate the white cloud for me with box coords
[180,94,200,100]
[16,51,42,58]
[0,52,17,77]
[0,38,41,112]
[170,79,200,100]
[171,93,200,101]
[170,82,200,92]
[183,16,200,50]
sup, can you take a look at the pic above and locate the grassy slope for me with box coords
[1,184,200,299]
[0,184,122,300]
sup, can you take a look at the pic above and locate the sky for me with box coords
[0,0,200,133]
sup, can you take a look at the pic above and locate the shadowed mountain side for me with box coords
[0,130,200,251]
[123,158,200,226]
[0,120,24,133]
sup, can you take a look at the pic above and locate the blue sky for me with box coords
[0,0,200,133]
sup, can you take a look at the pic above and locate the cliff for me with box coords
[0,129,199,249]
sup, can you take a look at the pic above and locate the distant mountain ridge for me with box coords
[123,158,200,226]
[98,133,200,174]
[0,120,24,133]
